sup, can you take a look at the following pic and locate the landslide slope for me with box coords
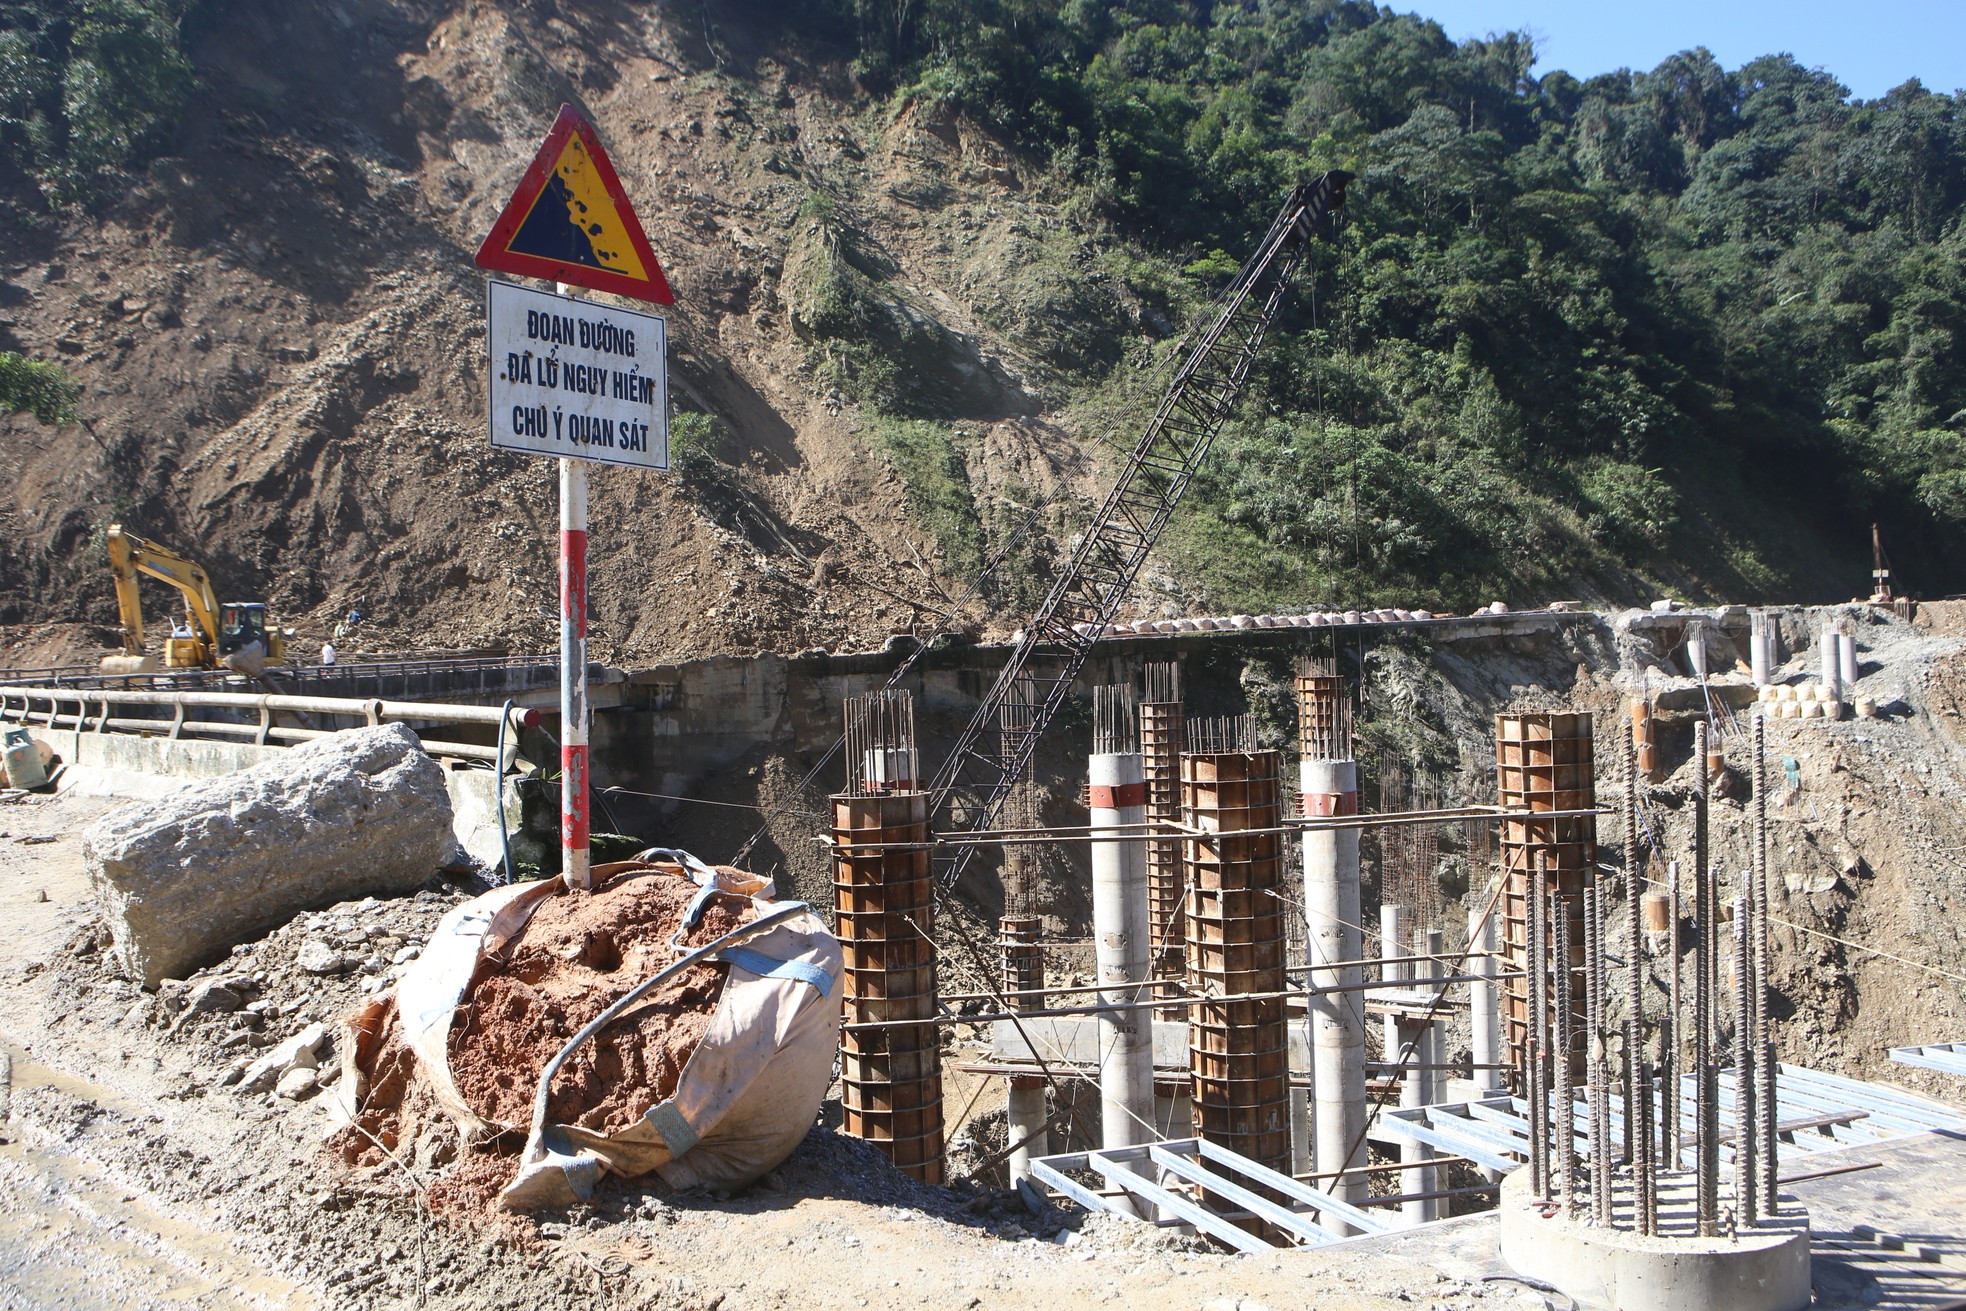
[0,0,1106,667]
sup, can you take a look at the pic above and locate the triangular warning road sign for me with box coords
[476,103,675,305]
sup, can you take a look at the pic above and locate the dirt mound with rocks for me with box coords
[113,883,468,1102]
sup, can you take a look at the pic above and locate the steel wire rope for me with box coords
[728,484,1073,867]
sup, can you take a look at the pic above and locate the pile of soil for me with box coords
[329,866,758,1222]
[448,868,749,1134]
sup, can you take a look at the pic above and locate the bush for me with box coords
[0,0,196,207]
[0,352,80,425]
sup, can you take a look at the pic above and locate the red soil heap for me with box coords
[448,868,749,1135]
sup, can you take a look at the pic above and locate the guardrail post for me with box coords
[170,702,186,739]
[256,706,272,745]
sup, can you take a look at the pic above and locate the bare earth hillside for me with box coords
[0,0,1107,669]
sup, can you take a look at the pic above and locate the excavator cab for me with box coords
[217,602,271,658]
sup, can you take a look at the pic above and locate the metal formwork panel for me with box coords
[1139,697,1187,986]
[833,789,944,1184]
[1181,750,1290,1177]
[1494,712,1597,1075]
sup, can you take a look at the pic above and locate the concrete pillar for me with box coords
[1381,903,1407,1068]
[1090,751,1154,1176]
[1290,1086,1311,1177]
[1470,901,1502,1094]
[1837,629,1858,690]
[1154,1080,1193,1140]
[1006,1080,1047,1183]
[1821,624,1842,702]
[1401,927,1441,1225]
[1303,757,1367,1227]
[1749,611,1772,686]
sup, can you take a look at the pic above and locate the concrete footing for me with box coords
[1497,1171,1810,1311]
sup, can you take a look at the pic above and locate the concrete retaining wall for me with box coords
[25,726,518,869]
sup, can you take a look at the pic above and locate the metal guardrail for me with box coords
[0,654,560,693]
[0,683,537,766]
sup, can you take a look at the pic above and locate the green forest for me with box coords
[786,0,1966,609]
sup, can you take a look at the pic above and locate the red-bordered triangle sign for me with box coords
[475,103,674,306]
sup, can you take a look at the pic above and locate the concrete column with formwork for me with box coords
[833,788,942,1184]
[1837,625,1858,690]
[1181,747,1292,1183]
[1298,655,1366,1223]
[1139,660,1187,990]
[1749,610,1774,686]
[1821,623,1842,702]
[1090,748,1155,1175]
[1496,712,1597,1078]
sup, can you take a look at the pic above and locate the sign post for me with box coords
[476,104,674,892]
[558,378,589,892]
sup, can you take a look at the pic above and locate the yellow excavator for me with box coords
[102,525,291,675]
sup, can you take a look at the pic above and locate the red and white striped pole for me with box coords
[557,283,592,892]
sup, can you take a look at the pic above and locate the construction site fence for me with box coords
[0,684,535,767]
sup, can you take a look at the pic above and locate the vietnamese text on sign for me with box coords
[486,279,669,470]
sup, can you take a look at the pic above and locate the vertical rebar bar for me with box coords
[1624,734,1643,1171]
[1694,721,1718,1235]
[1529,852,1549,1201]
[1587,879,1612,1226]
[1555,888,1577,1214]
[1733,891,1757,1227]
[1666,859,1682,1166]
[1754,712,1778,1216]
[1630,1019,1656,1235]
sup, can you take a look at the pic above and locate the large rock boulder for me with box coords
[85,723,457,987]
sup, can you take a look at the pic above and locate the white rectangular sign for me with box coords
[486,279,669,470]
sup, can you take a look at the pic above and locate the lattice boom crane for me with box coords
[928,172,1354,880]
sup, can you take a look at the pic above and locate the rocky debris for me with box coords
[298,941,355,975]
[84,725,459,986]
[276,1067,320,1100]
[121,885,468,1095]
[237,1022,327,1094]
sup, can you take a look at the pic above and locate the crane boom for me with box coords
[928,173,1353,878]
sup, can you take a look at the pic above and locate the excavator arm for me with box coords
[105,524,223,662]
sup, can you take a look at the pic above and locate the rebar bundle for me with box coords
[1139,662,1187,987]
[1508,708,1784,1238]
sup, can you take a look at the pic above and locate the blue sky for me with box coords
[1401,1,1963,101]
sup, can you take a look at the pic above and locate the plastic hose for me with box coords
[523,899,813,1148]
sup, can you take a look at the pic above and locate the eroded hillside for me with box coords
[0,0,1127,668]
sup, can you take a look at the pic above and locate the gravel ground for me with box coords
[0,792,1497,1311]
